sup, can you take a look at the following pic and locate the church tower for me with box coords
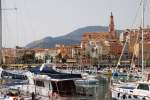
[109,12,115,33]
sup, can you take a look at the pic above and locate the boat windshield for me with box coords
[137,84,149,91]
[34,80,45,87]
[119,86,135,90]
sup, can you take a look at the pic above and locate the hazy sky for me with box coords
[2,0,150,47]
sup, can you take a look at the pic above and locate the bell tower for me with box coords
[109,12,115,33]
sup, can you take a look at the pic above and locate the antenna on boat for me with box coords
[141,0,144,80]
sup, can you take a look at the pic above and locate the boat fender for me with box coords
[13,97,18,100]
[142,97,146,100]
[117,93,120,98]
[122,94,126,99]
[128,95,132,98]
[48,91,52,99]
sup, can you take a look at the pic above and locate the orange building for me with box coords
[109,41,123,56]
[81,12,122,61]
[2,48,16,64]
[56,44,81,59]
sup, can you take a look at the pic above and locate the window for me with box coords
[34,80,45,87]
[137,84,149,91]
[49,83,52,90]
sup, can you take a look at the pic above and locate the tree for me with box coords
[62,58,66,63]
[45,54,50,63]
[55,53,62,63]
[22,51,35,64]
[50,57,53,63]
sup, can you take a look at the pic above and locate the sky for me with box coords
[2,0,150,48]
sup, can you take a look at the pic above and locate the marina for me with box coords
[0,0,150,100]
[0,64,148,100]
[0,66,112,100]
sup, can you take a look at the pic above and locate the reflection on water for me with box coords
[91,75,140,100]
[75,75,112,100]
[97,75,112,100]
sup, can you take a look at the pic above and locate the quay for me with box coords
[1,64,42,69]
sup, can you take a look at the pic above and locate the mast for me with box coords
[0,0,2,65]
[141,0,144,79]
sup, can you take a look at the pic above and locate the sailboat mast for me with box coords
[0,0,2,65]
[141,0,144,79]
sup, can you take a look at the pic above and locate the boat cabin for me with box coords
[132,82,150,99]
[136,82,150,91]
[32,75,77,96]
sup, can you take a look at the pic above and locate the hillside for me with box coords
[26,26,122,48]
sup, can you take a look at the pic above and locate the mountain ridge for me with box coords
[26,26,122,48]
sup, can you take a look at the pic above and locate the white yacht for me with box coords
[132,81,150,99]
[111,82,137,100]
[112,81,150,100]
[0,64,82,100]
